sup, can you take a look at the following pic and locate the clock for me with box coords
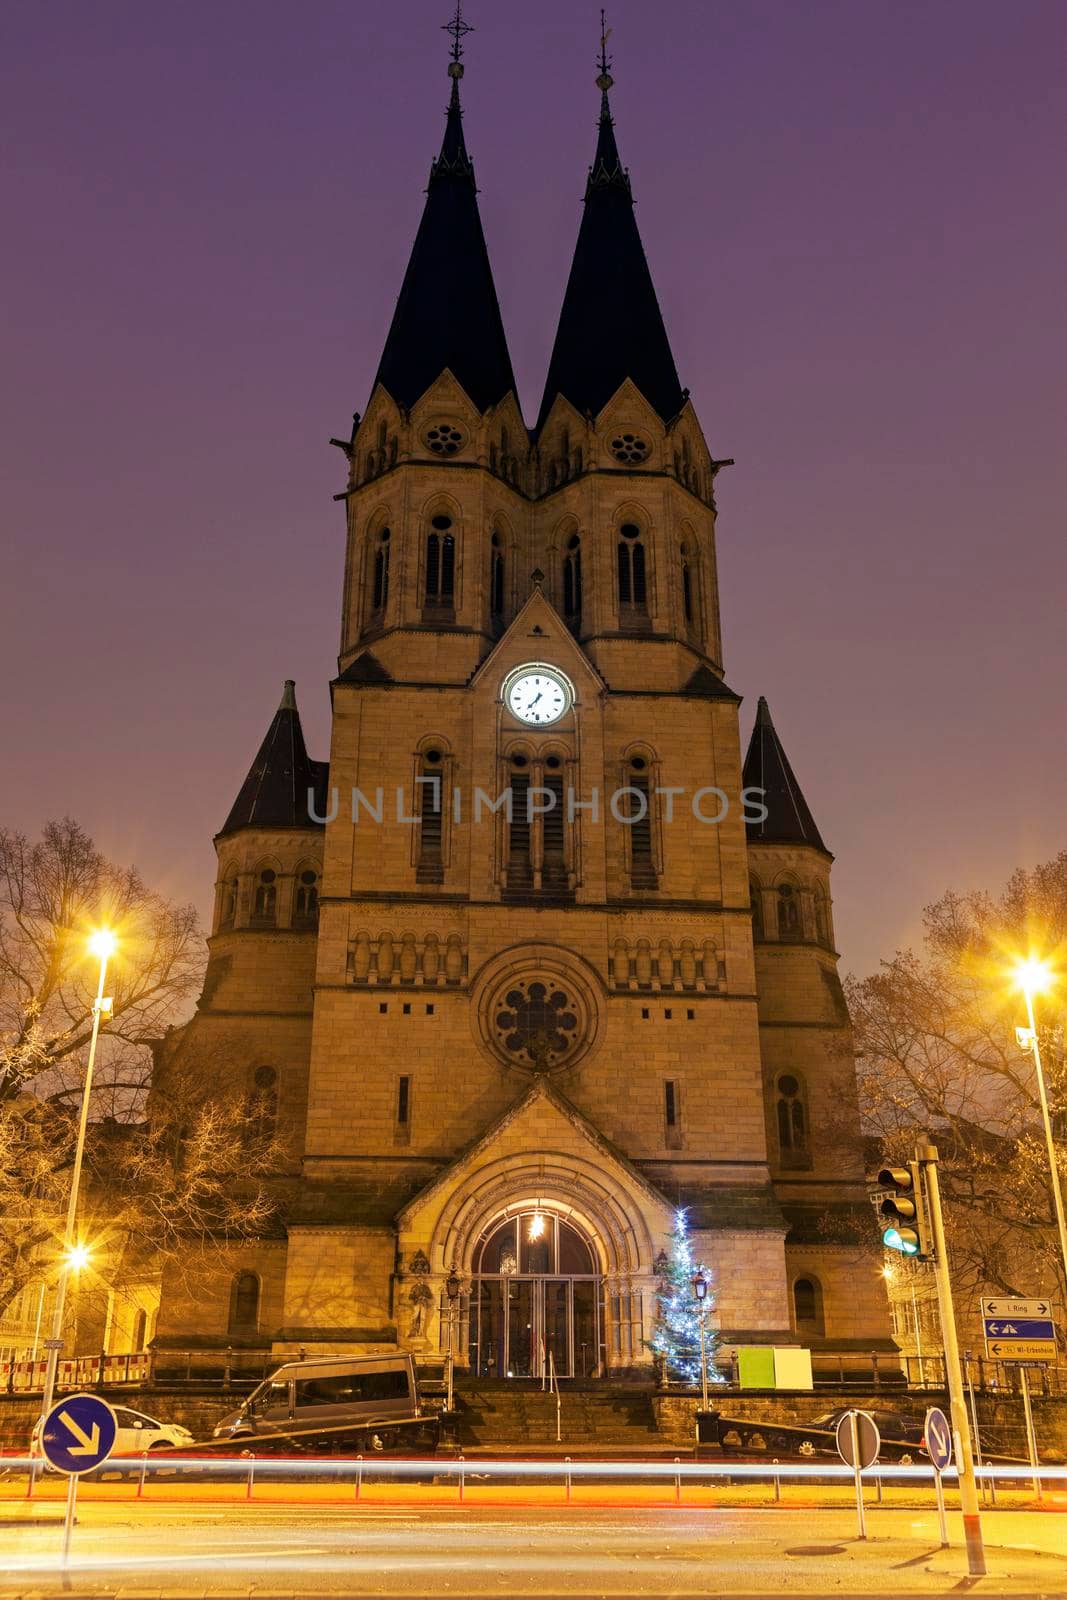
[504,665,572,726]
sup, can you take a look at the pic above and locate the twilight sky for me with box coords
[2,0,1064,977]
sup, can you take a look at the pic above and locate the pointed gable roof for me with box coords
[536,70,685,432]
[371,70,517,416]
[742,696,828,853]
[219,680,326,837]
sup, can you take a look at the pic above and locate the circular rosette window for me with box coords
[474,952,602,1076]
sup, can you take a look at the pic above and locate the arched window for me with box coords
[131,1308,147,1351]
[750,878,764,941]
[424,514,456,611]
[294,870,319,928]
[490,531,505,634]
[370,526,390,616]
[814,890,829,946]
[792,1276,824,1335]
[252,869,277,927]
[563,534,582,633]
[680,543,700,635]
[247,1065,278,1145]
[228,1271,261,1335]
[776,1073,807,1162]
[220,876,238,930]
[777,882,801,937]
[626,754,658,890]
[416,746,445,883]
[617,522,648,619]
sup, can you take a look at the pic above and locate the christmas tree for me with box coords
[647,1209,721,1386]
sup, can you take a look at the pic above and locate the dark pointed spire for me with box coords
[742,697,828,852]
[536,24,685,432]
[371,15,516,416]
[219,681,327,836]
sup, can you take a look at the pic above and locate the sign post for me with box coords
[39,1393,117,1567]
[981,1297,1057,1365]
[924,1406,953,1547]
[836,1409,879,1540]
[1018,1365,1042,1501]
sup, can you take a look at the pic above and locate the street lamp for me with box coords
[444,1267,461,1413]
[1012,957,1067,1302]
[36,929,115,1438]
[691,1270,710,1412]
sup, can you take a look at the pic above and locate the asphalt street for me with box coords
[3,1501,1067,1598]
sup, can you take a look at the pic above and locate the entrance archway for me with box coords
[468,1208,604,1379]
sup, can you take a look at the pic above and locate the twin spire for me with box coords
[372,18,685,432]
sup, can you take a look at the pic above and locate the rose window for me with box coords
[425,423,464,456]
[493,980,580,1070]
[610,432,649,464]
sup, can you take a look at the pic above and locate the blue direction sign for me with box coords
[983,1317,1056,1341]
[924,1406,953,1472]
[40,1393,117,1475]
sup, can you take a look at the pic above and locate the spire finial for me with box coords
[597,9,614,91]
[443,3,473,79]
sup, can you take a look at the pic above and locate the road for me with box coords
[3,1501,1067,1597]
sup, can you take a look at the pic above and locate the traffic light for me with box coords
[876,1162,933,1259]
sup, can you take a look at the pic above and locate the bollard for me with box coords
[458,1453,465,1503]
[674,1457,682,1504]
[875,1471,883,1504]
[354,1454,363,1502]
[137,1451,149,1498]
[772,1459,781,1503]
[245,1454,256,1501]
[565,1456,572,1503]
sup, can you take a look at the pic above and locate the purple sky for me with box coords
[3,0,1065,977]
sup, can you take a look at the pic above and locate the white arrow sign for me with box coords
[981,1297,1052,1319]
[59,1410,101,1456]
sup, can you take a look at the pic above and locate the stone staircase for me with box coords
[453,1382,669,1455]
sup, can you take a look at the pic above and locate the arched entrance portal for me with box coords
[468,1209,604,1378]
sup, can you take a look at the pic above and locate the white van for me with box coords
[211,1353,438,1454]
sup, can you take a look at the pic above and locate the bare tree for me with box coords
[0,819,279,1323]
[849,853,1067,1310]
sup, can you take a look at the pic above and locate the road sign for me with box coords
[983,1316,1055,1341]
[39,1393,117,1475]
[924,1406,953,1472]
[836,1409,880,1470]
[985,1338,1057,1361]
[981,1297,1053,1320]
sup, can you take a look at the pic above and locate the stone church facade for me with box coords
[157,51,891,1377]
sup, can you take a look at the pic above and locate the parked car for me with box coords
[808,1407,925,1447]
[31,1404,194,1464]
[210,1353,440,1455]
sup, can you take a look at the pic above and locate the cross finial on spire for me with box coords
[443,3,473,77]
[597,8,614,90]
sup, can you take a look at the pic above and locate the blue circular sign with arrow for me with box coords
[39,1393,118,1475]
[924,1406,953,1472]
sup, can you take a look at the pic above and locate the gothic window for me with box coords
[252,869,277,926]
[490,531,505,635]
[505,756,533,893]
[563,534,582,633]
[617,522,648,619]
[777,882,801,937]
[541,756,567,893]
[424,514,456,611]
[776,1073,808,1162]
[424,422,463,456]
[610,431,649,464]
[220,875,238,930]
[370,526,391,617]
[416,747,445,883]
[626,755,658,889]
[792,1275,824,1335]
[750,878,764,941]
[664,1078,683,1147]
[814,890,829,946]
[246,1065,278,1145]
[294,869,319,928]
[131,1308,147,1351]
[680,543,700,635]
[395,1074,411,1144]
[228,1271,261,1335]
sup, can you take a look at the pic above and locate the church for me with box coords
[156,37,891,1379]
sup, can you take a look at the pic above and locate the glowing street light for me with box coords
[1012,956,1067,1302]
[691,1270,710,1412]
[36,929,116,1442]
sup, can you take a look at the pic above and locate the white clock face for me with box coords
[505,667,571,726]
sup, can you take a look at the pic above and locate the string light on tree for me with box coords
[648,1209,722,1386]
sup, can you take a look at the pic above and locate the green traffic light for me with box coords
[882,1225,920,1256]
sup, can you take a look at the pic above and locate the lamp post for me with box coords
[691,1270,710,1412]
[445,1267,461,1414]
[36,930,115,1436]
[1014,959,1067,1301]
